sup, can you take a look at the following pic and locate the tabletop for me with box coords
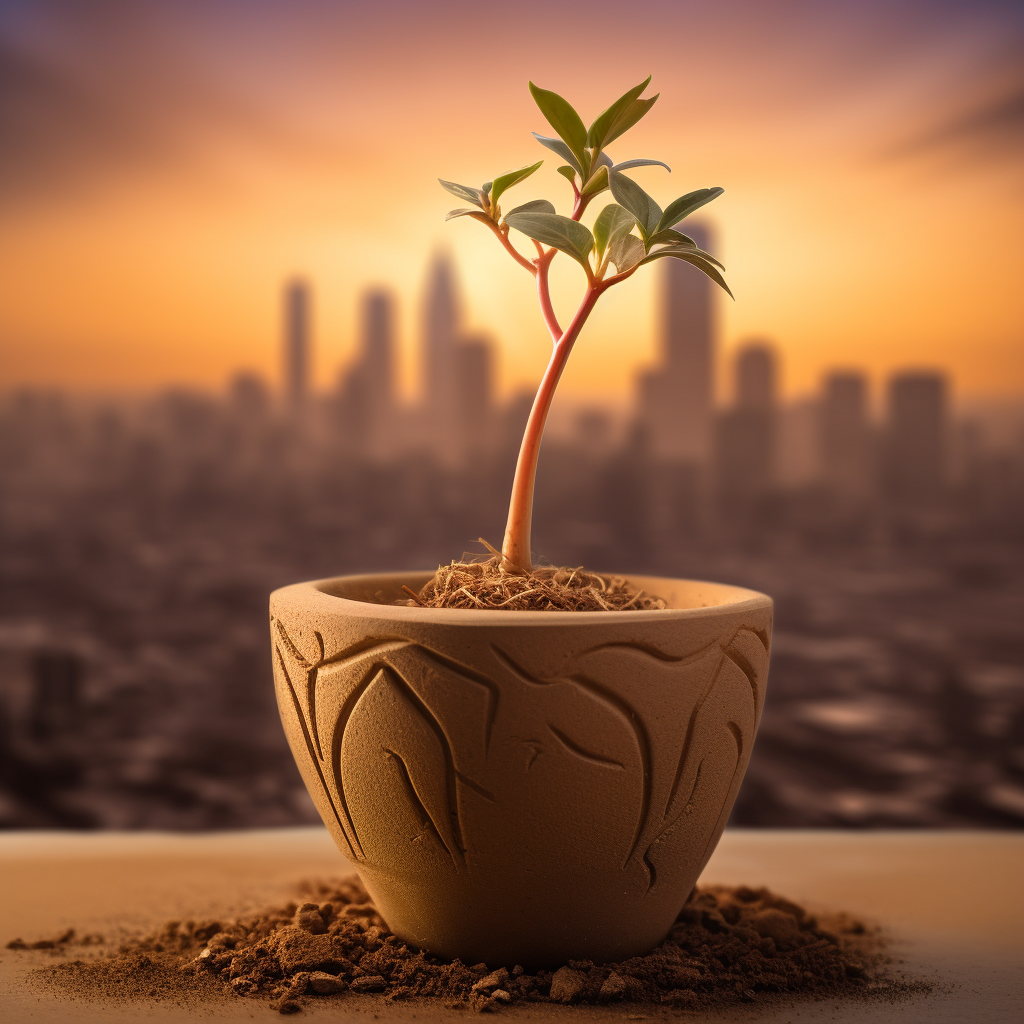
[1,828,1021,1023]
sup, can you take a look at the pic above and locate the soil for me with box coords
[13,877,925,1015]
[404,554,666,611]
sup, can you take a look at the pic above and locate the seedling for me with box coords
[440,76,730,574]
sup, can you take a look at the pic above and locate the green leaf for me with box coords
[504,199,556,217]
[647,242,724,270]
[608,233,646,273]
[445,208,488,222]
[657,187,724,231]
[532,133,584,176]
[641,248,734,297]
[608,169,662,241]
[647,227,696,248]
[612,158,671,173]
[529,82,588,166]
[580,165,609,196]
[504,211,594,267]
[490,160,543,208]
[594,151,614,170]
[588,77,658,150]
[556,165,578,184]
[593,204,637,258]
[439,179,484,209]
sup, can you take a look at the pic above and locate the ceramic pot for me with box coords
[270,571,772,967]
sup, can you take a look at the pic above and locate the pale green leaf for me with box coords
[490,160,543,207]
[612,158,671,173]
[588,77,655,150]
[504,211,594,267]
[439,178,484,209]
[529,82,588,166]
[594,151,614,169]
[593,204,637,258]
[657,187,724,232]
[556,165,578,184]
[504,199,556,217]
[647,242,724,270]
[641,248,734,297]
[608,233,646,273]
[647,227,696,248]
[532,133,584,176]
[445,208,488,222]
[608,168,662,240]
[580,165,609,196]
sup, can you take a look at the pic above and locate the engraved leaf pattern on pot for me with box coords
[270,617,495,871]
[488,625,769,893]
[272,614,768,894]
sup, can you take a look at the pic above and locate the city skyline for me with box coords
[0,2,1021,399]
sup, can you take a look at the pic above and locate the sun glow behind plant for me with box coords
[0,0,1020,399]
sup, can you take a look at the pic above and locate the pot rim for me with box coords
[272,571,772,625]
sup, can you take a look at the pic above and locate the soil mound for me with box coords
[21,877,925,1015]
[406,553,666,612]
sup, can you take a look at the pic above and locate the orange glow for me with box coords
[1,2,1021,402]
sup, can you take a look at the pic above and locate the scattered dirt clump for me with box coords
[405,552,666,612]
[25,877,925,1015]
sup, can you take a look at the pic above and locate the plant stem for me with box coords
[535,249,560,341]
[501,286,601,571]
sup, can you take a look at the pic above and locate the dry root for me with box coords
[404,544,666,612]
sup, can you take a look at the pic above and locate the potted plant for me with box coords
[270,77,772,968]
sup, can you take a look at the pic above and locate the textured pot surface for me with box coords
[270,572,772,967]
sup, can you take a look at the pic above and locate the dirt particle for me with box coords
[19,878,926,1015]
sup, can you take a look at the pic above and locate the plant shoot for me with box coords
[440,77,730,573]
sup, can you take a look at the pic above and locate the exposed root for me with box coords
[404,543,666,612]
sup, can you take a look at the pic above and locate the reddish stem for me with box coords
[501,286,601,570]
[535,249,560,341]
[489,221,536,274]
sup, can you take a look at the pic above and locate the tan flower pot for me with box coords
[270,571,772,967]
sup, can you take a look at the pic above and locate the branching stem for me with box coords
[487,182,628,570]
[501,285,601,570]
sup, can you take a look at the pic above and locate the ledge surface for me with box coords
[0,828,1021,1022]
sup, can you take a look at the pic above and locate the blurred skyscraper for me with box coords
[283,279,311,413]
[361,289,396,413]
[453,335,495,458]
[716,341,779,506]
[885,370,949,502]
[422,253,461,455]
[635,222,715,465]
[335,287,398,457]
[819,371,871,499]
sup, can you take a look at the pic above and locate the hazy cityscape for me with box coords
[1,226,1023,832]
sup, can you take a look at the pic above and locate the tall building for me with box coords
[635,222,715,463]
[336,287,398,457]
[283,278,311,413]
[819,371,871,499]
[715,341,779,505]
[885,370,948,501]
[453,335,495,457]
[422,253,461,452]
[361,289,396,413]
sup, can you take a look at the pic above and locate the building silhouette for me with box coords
[422,253,461,455]
[283,279,311,413]
[819,371,871,499]
[884,370,949,502]
[716,341,779,507]
[635,222,715,465]
[452,334,495,459]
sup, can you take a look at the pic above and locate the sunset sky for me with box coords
[1,0,1021,404]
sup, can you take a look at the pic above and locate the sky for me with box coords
[0,0,1022,404]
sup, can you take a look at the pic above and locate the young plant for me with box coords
[440,77,731,573]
